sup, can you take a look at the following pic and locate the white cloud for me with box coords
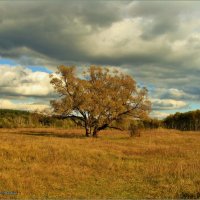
[82,18,142,56]
[164,88,185,98]
[152,98,188,110]
[0,99,49,111]
[82,18,171,60]
[0,65,54,97]
[150,87,199,101]
[150,111,169,119]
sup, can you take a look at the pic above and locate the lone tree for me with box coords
[50,65,151,137]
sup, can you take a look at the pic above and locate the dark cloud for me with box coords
[0,0,200,71]
[75,1,123,27]
[128,1,200,39]
[0,1,124,63]
[141,17,179,40]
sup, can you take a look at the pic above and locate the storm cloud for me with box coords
[0,1,200,117]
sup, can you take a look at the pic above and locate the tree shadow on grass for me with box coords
[14,131,86,139]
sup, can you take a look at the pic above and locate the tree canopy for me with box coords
[50,65,151,137]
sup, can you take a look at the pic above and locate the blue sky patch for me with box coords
[27,66,52,73]
[0,58,17,66]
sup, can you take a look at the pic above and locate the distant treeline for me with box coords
[164,110,200,131]
[0,109,76,128]
[5,109,200,132]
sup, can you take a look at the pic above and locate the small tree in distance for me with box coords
[50,65,151,137]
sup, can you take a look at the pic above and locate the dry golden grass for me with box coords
[0,128,200,199]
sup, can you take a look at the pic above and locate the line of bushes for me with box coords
[0,109,76,128]
[0,109,162,136]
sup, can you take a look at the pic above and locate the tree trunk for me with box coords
[85,127,90,137]
[92,129,98,137]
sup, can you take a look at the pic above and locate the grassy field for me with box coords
[0,128,200,199]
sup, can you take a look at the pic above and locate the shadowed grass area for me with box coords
[0,128,200,199]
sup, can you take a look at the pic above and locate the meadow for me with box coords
[0,128,200,199]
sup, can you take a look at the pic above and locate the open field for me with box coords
[0,128,200,199]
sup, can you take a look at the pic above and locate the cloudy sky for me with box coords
[0,1,200,118]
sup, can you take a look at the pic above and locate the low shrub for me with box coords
[128,123,141,137]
